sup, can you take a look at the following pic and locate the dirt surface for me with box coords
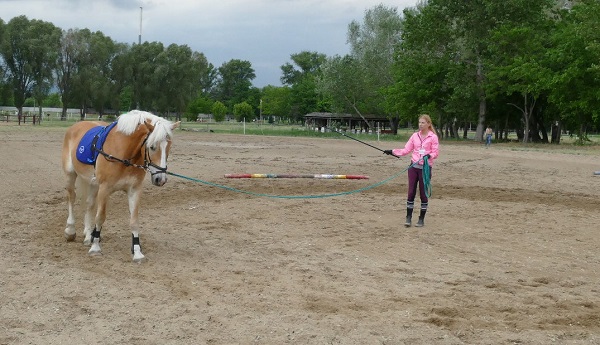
[1,126,599,345]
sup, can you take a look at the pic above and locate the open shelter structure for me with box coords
[304,112,391,133]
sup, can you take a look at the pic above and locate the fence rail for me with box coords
[0,113,42,125]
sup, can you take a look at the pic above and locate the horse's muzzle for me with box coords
[148,166,168,186]
[151,172,167,186]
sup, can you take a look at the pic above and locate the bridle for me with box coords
[94,132,168,176]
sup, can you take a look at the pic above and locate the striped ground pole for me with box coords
[224,174,369,179]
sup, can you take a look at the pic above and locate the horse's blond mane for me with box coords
[116,110,174,147]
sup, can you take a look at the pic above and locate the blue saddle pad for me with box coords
[76,121,118,165]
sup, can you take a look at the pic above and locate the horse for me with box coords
[61,110,180,262]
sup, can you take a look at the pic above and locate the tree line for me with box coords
[1,0,599,143]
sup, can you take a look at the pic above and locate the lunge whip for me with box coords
[332,128,431,196]
[332,129,387,153]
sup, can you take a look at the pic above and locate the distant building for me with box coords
[304,112,390,133]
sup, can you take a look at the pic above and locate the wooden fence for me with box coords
[1,113,42,125]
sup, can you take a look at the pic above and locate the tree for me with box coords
[281,51,327,121]
[404,0,554,141]
[261,85,292,122]
[152,44,212,119]
[281,51,326,85]
[108,42,131,112]
[319,55,371,123]
[319,5,403,131]
[386,3,455,135]
[42,92,62,107]
[233,101,253,122]
[0,16,61,121]
[487,21,553,144]
[545,0,600,143]
[73,30,119,119]
[186,96,213,121]
[348,4,404,130]
[211,101,227,122]
[213,59,255,111]
[128,41,165,111]
[56,28,85,120]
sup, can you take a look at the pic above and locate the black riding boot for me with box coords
[415,209,427,227]
[404,207,413,227]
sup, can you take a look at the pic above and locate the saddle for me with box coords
[76,121,118,165]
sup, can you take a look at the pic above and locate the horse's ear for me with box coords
[144,119,155,132]
[171,121,181,130]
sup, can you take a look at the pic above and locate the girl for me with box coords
[384,114,440,227]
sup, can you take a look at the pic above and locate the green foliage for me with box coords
[43,93,62,107]
[485,11,554,143]
[0,16,61,112]
[3,1,600,141]
[545,0,600,137]
[186,96,213,121]
[211,101,227,122]
[281,51,327,121]
[319,5,403,131]
[261,85,292,120]
[213,59,255,110]
[233,101,254,122]
[280,51,326,85]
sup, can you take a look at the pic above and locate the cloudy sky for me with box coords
[1,0,418,87]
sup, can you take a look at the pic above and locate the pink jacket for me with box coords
[392,131,439,167]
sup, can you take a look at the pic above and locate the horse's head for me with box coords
[143,119,181,186]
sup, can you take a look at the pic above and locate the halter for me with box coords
[143,137,169,176]
[94,132,168,176]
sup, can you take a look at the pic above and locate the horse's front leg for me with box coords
[88,185,109,256]
[128,186,145,263]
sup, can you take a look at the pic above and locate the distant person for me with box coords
[383,114,440,228]
[485,126,493,147]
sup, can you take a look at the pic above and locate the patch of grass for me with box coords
[4,118,600,154]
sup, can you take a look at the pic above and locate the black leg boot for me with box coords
[404,207,413,227]
[415,209,427,227]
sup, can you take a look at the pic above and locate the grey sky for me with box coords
[1,0,418,87]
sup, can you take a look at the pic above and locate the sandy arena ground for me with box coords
[1,125,599,345]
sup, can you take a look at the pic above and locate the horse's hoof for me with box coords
[65,227,76,242]
[88,250,102,256]
[83,237,92,246]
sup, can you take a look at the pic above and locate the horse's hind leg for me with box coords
[82,182,98,245]
[64,172,77,241]
[88,185,109,256]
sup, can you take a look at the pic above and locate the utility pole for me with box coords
[136,6,143,110]
[138,7,143,45]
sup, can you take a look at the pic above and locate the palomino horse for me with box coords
[61,110,180,262]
